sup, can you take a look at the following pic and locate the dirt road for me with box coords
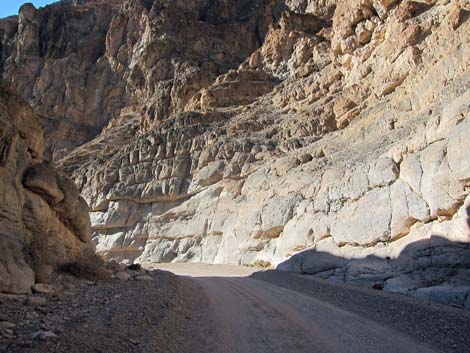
[153,263,470,353]
[4,264,470,353]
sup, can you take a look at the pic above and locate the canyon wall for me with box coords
[1,0,469,305]
[0,0,282,160]
[0,81,94,294]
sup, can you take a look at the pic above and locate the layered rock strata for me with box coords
[1,0,469,305]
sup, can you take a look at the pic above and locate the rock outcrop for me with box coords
[0,0,282,160]
[1,0,469,306]
[0,81,94,294]
[0,1,128,161]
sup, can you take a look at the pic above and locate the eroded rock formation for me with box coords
[0,0,284,160]
[1,0,469,305]
[0,81,94,294]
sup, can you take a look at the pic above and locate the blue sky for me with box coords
[0,1,58,19]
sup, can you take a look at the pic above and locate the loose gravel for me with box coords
[252,270,470,353]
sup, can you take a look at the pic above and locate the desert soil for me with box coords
[2,264,470,353]
[0,269,215,353]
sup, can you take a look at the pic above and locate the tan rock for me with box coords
[31,284,54,294]
[355,21,373,44]
[333,96,358,119]
[0,81,95,294]
[0,0,469,308]
[195,160,226,187]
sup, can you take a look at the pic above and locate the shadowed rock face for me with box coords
[0,0,281,160]
[0,81,94,294]
[279,235,470,308]
[0,1,127,161]
[0,0,469,305]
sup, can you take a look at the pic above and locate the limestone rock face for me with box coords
[1,0,469,306]
[0,82,94,294]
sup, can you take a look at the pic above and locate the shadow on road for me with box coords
[273,235,470,296]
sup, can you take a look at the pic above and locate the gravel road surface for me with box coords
[154,263,470,353]
[3,264,469,353]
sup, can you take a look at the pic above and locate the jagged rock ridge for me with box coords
[0,0,469,306]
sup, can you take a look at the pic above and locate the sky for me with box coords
[0,1,58,19]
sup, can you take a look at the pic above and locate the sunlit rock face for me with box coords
[1,0,469,305]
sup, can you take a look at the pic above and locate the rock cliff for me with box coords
[1,0,469,306]
[0,81,94,294]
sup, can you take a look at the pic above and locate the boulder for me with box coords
[0,82,94,294]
